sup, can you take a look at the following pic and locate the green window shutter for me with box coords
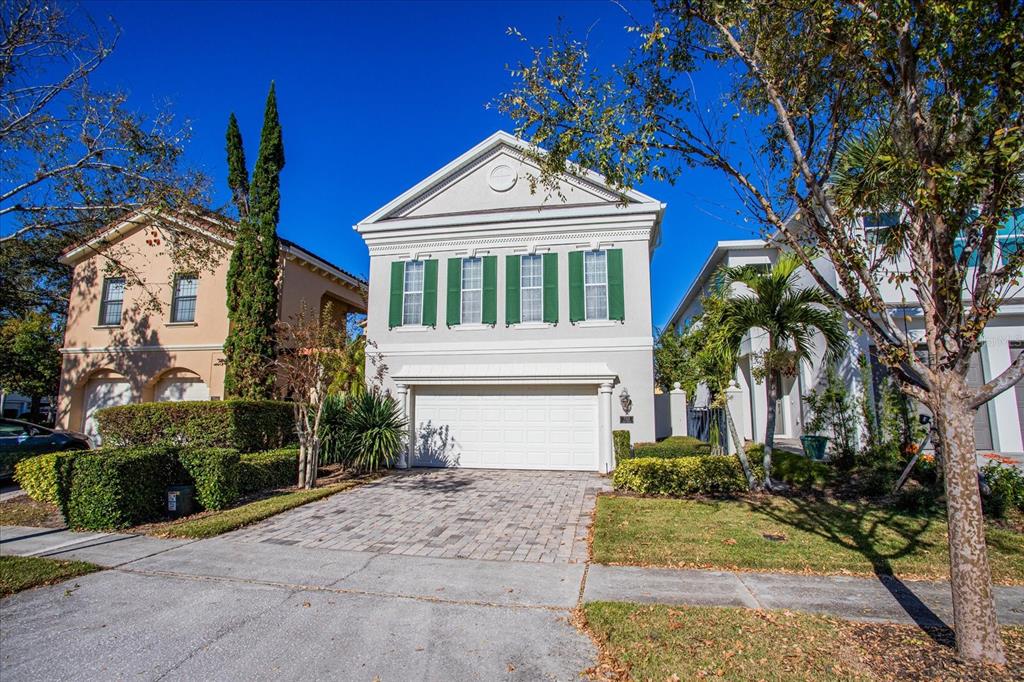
[422,259,438,327]
[482,255,498,326]
[568,251,584,323]
[389,261,404,328]
[446,258,461,327]
[608,248,625,321]
[542,252,558,324]
[505,255,520,325]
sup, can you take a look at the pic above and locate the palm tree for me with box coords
[718,253,849,490]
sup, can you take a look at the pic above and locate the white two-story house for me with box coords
[356,132,665,472]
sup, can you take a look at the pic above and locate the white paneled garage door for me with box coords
[83,379,133,446]
[413,385,598,470]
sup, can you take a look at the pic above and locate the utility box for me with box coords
[166,485,195,518]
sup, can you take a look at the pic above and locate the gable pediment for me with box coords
[359,131,659,227]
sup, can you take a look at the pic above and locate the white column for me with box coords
[395,383,411,468]
[726,380,746,455]
[598,382,614,472]
[669,382,688,437]
[980,340,1023,453]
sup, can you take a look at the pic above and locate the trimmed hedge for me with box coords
[57,445,185,530]
[238,447,298,494]
[14,452,66,504]
[95,400,296,453]
[613,456,764,496]
[179,448,241,510]
[630,436,713,459]
[612,430,631,462]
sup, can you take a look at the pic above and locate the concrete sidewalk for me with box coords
[1,525,192,566]
[585,564,1024,627]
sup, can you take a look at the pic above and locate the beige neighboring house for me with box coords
[56,209,366,444]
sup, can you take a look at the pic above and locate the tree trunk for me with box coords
[725,402,757,491]
[762,371,780,490]
[931,378,1006,664]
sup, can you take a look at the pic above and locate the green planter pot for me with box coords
[800,435,829,461]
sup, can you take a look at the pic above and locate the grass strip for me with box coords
[0,555,100,597]
[592,495,1024,584]
[582,601,1024,682]
[159,480,365,539]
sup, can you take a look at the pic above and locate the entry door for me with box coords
[83,380,133,446]
[413,385,599,470]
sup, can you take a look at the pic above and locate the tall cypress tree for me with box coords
[223,83,285,399]
[225,113,249,219]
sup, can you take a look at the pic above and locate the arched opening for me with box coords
[81,369,133,446]
[153,368,209,402]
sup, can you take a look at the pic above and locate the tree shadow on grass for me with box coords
[747,494,952,642]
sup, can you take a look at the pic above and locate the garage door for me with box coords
[155,378,209,402]
[83,379,133,446]
[413,385,598,470]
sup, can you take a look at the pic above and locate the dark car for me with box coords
[0,418,90,480]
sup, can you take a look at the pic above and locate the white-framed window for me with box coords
[402,261,425,326]
[99,277,126,326]
[584,250,608,320]
[460,257,482,324]
[862,211,901,245]
[520,254,543,323]
[170,274,198,323]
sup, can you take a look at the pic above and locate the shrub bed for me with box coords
[613,456,764,496]
[95,400,296,452]
[238,447,298,494]
[57,445,184,530]
[630,436,713,459]
[754,446,835,488]
[179,448,241,510]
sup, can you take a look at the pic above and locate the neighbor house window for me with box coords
[99,277,126,326]
[170,274,198,323]
[520,254,543,323]
[863,211,901,245]
[402,261,425,325]
[584,251,609,320]
[460,257,482,324]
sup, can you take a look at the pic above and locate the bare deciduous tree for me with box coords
[1,0,211,319]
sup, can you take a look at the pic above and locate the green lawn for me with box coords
[592,495,1024,584]
[157,480,366,539]
[0,556,99,597]
[583,601,1023,682]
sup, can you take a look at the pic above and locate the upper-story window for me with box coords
[520,254,543,323]
[99,277,125,326]
[863,211,901,244]
[402,261,425,325]
[170,274,198,323]
[584,250,609,320]
[460,257,483,324]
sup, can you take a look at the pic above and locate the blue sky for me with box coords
[78,0,762,328]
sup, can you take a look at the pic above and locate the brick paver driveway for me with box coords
[230,469,610,563]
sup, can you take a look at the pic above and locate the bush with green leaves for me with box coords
[612,455,763,496]
[14,452,80,504]
[630,436,713,459]
[178,448,241,510]
[612,430,631,462]
[750,445,835,488]
[95,400,296,452]
[238,447,298,494]
[982,463,1024,518]
[56,445,185,530]
[318,390,406,472]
